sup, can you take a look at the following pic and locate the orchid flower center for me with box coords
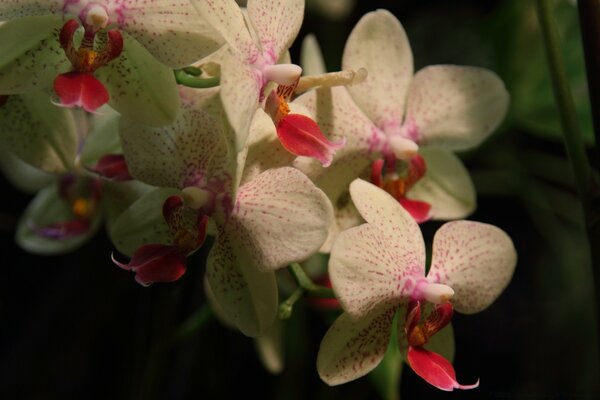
[371,154,427,200]
[406,300,454,348]
[162,195,209,254]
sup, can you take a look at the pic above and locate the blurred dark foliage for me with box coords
[1,0,599,399]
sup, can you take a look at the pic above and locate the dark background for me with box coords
[2,0,599,399]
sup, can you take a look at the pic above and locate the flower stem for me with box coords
[278,287,304,319]
[536,0,600,374]
[288,263,335,298]
[173,69,220,88]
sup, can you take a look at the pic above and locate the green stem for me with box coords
[288,263,335,298]
[172,304,212,342]
[278,287,304,319]
[536,0,600,377]
[174,69,220,88]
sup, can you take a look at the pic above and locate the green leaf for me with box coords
[16,183,101,255]
[96,33,180,127]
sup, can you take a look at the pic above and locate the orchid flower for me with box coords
[0,0,223,124]
[0,92,142,254]
[317,179,517,390]
[292,11,508,250]
[192,0,344,164]
[117,87,333,336]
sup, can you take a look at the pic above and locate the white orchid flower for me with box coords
[317,179,517,390]
[117,87,333,336]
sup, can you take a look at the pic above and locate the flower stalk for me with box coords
[536,0,600,370]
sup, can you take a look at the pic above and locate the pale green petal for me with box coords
[108,186,179,257]
[233,167,333,272]
[317,306,396,385]
[219,47,261,152]
[206,226,278,337]
[300,34,327,76]
[342,10,413,126]
[80,106,122,166]
[0,15,69,93]
[247,0,303,61]
[428,221,517,314]
[255,320,284,374]
[96,33,180,127]
[405,65,509,150]
[0,92,77,173]
[121,0,223,68]
[408,148,476,220]
[0,1,61,20]
[16,184,101,255]
[120,87,233,190]
[191,0,258,61]
[0,147,55,193]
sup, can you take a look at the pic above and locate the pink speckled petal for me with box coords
[300,34,327,76]
[247,0,303,62]
[95,33,180,127]
[408,148,475,221]
[329,222,421,318]
[120,87,232,190]
[405,65,509,150]
[233,167,333,272]
[317,305,397,386]
[320,198,363,253]
[0,1,61,20]
[120,0,223,68]
[191,0,258,61]
[0,15,70,94]
[342,10,413,127]
[292,87,384,246]
[219,47,261,152]
[206,226,278,337]
[349,179,426,268]
[427,221,517,314]
[0,92,77,174]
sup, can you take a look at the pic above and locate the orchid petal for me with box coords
[90,154,132,181]
[317,306,396,385]
[95,33,180,127]
[405,65,509,150]
[219,48,261,152]
[121,1,224,68]
[320,197,362,253]
[247,0,304,62]
[0,92,77,173]
[292,87,382,245]
[80,106,122,166]
[0,1,61,20]
[399,198,432,224]
[0,15,69,93]
[206,227,278,337]
[407,347,478,391]
[203,275,236,329]
[191,0,257,61]
[108,187,179,257]
[54,72,109,112]
[255,320,284,375]
[233,167,333,272]
[120,87,232,189]
[0,147,55,193]
[241,108,295,186]
[342,10,413,126]
[427,221,517,314]
[300,34,327,76]
[276,113,345,167]
[16,184,101,255]
[330,222,418,318]
[349,179,425,269]
[408,148,476,220]
[112,243,187,286]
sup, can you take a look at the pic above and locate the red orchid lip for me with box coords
[53,72,110,113]
[89,154,132,181]
[112,244,188,287]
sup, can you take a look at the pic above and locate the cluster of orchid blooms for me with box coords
[0,0,517,393]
